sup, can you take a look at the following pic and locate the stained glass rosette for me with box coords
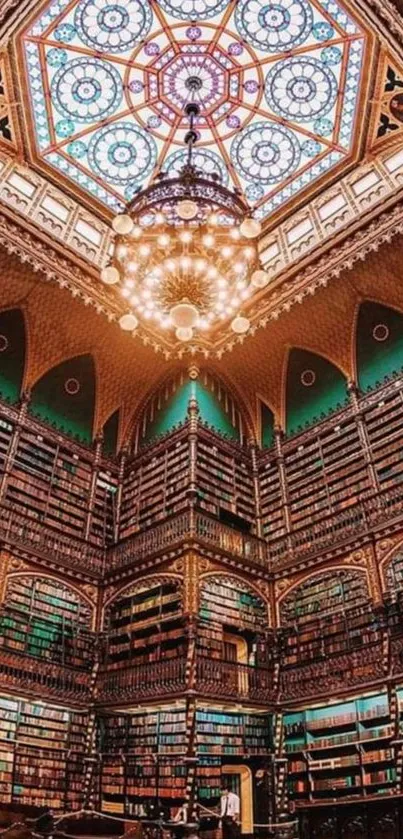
[21,0,366,219]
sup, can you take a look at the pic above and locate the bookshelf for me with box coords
[120,432,189,538]
[0,694,88,810]
[284,693,396,804]
[199,577,267,630]
[98,706,188,817]
[258,451,286,542]
[279,570,376,668]
[102,579,186,673]
[0,576,95,671]
[195,709,272,756]
[362,384,403,491]
[196,431,256,531]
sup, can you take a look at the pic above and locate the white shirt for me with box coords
[220,791,240,819]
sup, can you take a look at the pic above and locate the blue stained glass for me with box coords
[54,23,76,41]
[55,119,75,137]
[46,48,68,67]
[312,21,334,40]
[52,58,122,123]
[235,0,313,53]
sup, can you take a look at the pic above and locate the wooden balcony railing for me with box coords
[96,657,188,702]
[96,656,275,705]
[109,509,268,571]
[0,503,105,576]
[195,657,275,703]
[269,483,403,569]
[0,648,93,701]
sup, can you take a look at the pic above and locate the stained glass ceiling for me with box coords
[19,0,368,219]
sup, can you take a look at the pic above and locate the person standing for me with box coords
[220,785,240,839]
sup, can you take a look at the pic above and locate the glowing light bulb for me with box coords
[222,246,233,258]
[251,269,269,288]
[244,247,255,260]
[180,256,191,271]
[119,313,138,331]
[139,244,150,258]
[208,266,218,279]
[203,234,215,248]
[112,214,133,235]
[116,244,128,260]
[180,230,193,244]
[121,288,130,298]
[240,217,261,239]
[230,227,241,240]
[234,262,245,274]
[208,213,218,226]
[101,265,120,285]
[127,261,139,273]
[158,234,170,248]
[125,279,135,290]
[195,259,206,272]
[154,212,165,225]
[176,326,193,341]
[231,314,250,333]
[130,225,142,239]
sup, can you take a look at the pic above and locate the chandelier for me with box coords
[101,101,269,343]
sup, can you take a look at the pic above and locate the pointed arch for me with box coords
[277,567,370,627]
[355,301,403,392]
[132,371,249,450]
[0,308,26,404]
[29,353,96,443]
[284,347,348,436]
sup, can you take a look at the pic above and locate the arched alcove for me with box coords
[383,548,403,598]
[0,574,94,669]
[356,301,403,392]
[0,308,25,404]
[285,349,348,436]
[279,569,371,627]
[29,354,96,443]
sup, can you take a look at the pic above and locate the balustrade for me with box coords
[0,648,92,700]
[97,657,187,702]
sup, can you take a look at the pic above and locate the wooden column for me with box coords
[114,445,128,543]
[249,439,263,538]
[274,426,292,539]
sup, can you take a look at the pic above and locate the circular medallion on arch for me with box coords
[300,369,316,387]
[0,335,9,353]
[235,0,313,53]
[155,0,231,21]
[88,123,157,186]
[64,377,81,395]
[372,323,390,343]
[265,57,337,122]
[230,121,301,184]
[74,0,152,52]
[51,57,122,123]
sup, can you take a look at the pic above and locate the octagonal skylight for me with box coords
[20,0,368,219]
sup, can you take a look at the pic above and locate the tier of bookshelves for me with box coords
[363,385,403,490]
[279,570,377,667]
[284,693,397,803]
[0,576,94,670]
[258,453,286,541]
[0,694,88,810]
[196,436,256,529]
[103,580,186,670]
[120,436,189,539]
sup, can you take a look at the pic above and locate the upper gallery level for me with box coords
[3,296,403,576]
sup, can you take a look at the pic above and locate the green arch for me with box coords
[29,354,96,443]
[356,302,403,392]
[143,379,240,444]
[0,309,25,404]
[286,349,348,436]
[261,402,275,448]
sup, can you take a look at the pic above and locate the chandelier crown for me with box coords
[103,101,266,344]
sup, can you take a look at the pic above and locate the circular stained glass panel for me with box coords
[52,57,122,123]
[231,121,300,184]
[88,122,157,185]
[235,0,313,53]
[163,148,229,184]
[74,0,152,52]
[156,0,230,20]
[265,56,337,122]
